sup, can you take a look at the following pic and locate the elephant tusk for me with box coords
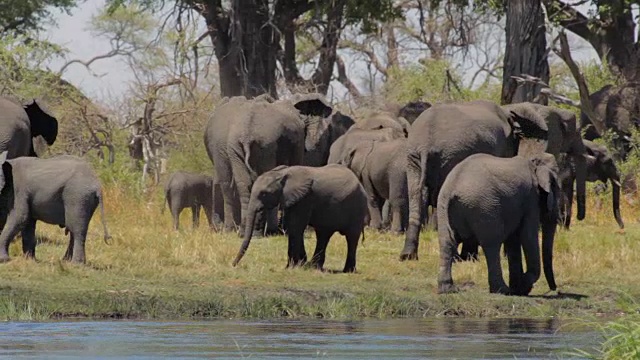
[612,179,622,187]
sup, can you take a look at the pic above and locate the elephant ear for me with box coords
[24,99,58,146]
[504,103,548,141]
[532,154,559,214]
[293,94,333,118]
[281,172,314,208]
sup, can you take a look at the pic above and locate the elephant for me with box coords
[396,101,432,124]
[557,139,624,229]
[0,153,110,263]
[338,138,408,233]
[327,126,405,164]
[503,102,588,226]
[163,171,222,230]
[0,97,58,158]
[580,83,640,159]
[437,153,560,296]
[203,94,333,235]
[232,164,368,273]
[401,99,549,261]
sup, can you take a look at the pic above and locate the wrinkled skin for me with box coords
[232,165,368,273]
[0,97,58,158]
[504,103,588,224]
[339,138,408,234]
[327,127,405,164]
[401,100,549,261]
[203,95,332,235]
[0,154,110,264]
[437,153,559,296]
[580,84,640,159]
[557,140,624,229]
[163,171,222,230]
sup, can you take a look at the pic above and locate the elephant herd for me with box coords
[0,90,628,297]
[164,93,626,296]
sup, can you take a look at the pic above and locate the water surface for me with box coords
[0,318,599,359]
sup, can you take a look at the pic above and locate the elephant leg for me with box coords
[213,183,225,226]
[401,156,424,261]
[0,210,28,262]
[368,196,384,231]
[561,181,573,229]
[381,201,391,229]
[343,228,360,273]
[71,228,88,264]
[310,228,333,271]
[482,244,509,294]
[504,235,525,295]
[20,219,37,260]
[458,239,479,262]
[284,210,309,268]
[426,208,438,231]
[191,205,200,229]
[202,203,215,230]
[170,203,182,231]
[220,181,240,232]
[63,232,74,261]
[437,220,458,294]
[519,217,541,295]
[390,201,405,234]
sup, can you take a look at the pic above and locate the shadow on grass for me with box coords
[530,291,589,300]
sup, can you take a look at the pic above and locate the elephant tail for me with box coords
[97,190,112,245]
[242,141,258,181]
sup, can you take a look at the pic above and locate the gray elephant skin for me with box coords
[401,100,548,261]
[327,127,405,165]
[580,84,639,158]
[339,138,408,234]
[504,102,588,224]
[163,171,223,230]
[437,153,560,296]
[0,153,110,263]
[204,94,351,235]
[0,97,58,158]
[232,164,368,273]
[557,139,624,229]
[353,111,410,137]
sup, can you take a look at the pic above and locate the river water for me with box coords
[0,318,599,359]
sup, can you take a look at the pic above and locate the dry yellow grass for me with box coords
[0,184,638,320]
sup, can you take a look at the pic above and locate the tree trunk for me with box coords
[501,0,549,105]
[200,0,277,98]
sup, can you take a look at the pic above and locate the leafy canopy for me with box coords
[0,0,78,35]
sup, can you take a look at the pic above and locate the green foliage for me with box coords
[0,0,77,35]
[383,59,501,104]
[165,131,212,176]
[570,314,640,359]
[342,0,403,33]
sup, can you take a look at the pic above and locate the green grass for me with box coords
[0,185,638,320]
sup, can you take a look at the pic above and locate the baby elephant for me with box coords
[163,171,217,230]
[0,153,110,263]
[232,164,368,273]
[437,153,560,296]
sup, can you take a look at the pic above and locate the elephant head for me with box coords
[290,94,355,166]
[503,102,586,222]
[233,165,312,266]
[23,99,58,146]
[584,140,624,229]
[529,153,560,293]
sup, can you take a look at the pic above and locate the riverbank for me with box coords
[0,186,638,321]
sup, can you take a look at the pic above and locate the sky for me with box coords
[43,0,614,103]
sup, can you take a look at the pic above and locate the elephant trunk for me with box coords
[232,202,260,267]
[573,153,587,221]
[612,176,624,229]
[541,216,557,291]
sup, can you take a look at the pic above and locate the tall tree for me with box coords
[501,0,549,104]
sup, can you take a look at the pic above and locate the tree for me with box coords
[501,0,549,104]
[0,0,78,35]
[543,0,639,82]
[107,0,401,98]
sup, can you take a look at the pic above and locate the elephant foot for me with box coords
[437,282,459,294]
[71,257,86,264]
[342,266,356,273]
[399,251,418,261]
[489,284,510,295]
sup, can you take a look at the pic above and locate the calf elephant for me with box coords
[437,153,560,296]
[339,138,408,233]
[353,110,410,137]
[163,171,222,230]
[557,140,624,229]
[232,164,368,273]
[0,153,110,263]
[0,97,58,158]
[401,100,548,261]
